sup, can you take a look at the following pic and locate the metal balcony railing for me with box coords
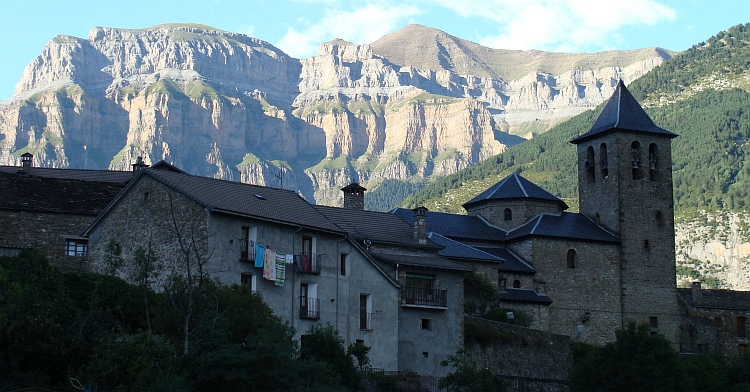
[294,253,322,274]
[299,297,320,320]
[401,287,448,308]
[360,311,373,330]
[239,250,255,263]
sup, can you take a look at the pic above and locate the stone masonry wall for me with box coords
[467,200,563,230]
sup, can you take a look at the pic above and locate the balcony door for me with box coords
[300,282,309,315]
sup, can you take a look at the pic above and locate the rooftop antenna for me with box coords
[273,166,284,189]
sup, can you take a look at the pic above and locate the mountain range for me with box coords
[0,23,670,206]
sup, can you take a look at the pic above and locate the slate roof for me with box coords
[462,173,568,210]
[316,205,440,247]
[476,247,536,274]
[391,208,505,241]
[86,169,344,234]
[677,288,750,311]
[499,288,552,305]
[504,212,620,243]
[428,232,504,262]
[0,166,133,183]
[370,252,474,272]
[570,80,678,144]
[0,172,125,215]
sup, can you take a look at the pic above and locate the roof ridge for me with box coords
[514,173,529,197]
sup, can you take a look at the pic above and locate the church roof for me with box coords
[462,173,567,209]
[504,212,620,243]
[476,247,536,274]
[428,232,504,262]
[571,80,677,144]
[499,288,552,305]
[390,208,506,241]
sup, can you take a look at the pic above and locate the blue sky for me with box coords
[1,0,749,100]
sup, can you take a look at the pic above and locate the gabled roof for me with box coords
[462,173,568,210]
[677,288,750,311]
[0,172,125,215]
[0,165,133,183]
[504,212,620,243]
[499,288,552,305]
[476,246,535,274]
[85,169,344,235]
[570,80,677,144]
[316,205,440,248]
[428,232,504,262]
[390,208,506,241]
[370,252,474,272]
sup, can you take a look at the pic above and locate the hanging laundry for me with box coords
[275,252,286,286]
[247,240,256,262]
[298,254,311,273]
[254,243,265,268]
[285,253,293,265]
[263,248,276,281]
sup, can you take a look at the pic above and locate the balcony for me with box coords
[401,287,448,308]
[360,311,373,330]
[300,297,320,320]
[294,253,322,274]
[239,250,255,263]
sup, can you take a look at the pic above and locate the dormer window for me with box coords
[504,208,512,221]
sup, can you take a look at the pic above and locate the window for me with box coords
[631,141,641,179]
[241,272,256,292]
[738,316,747,338]
[143,192,150,201]
[512,279,521,288]
[299,282,319,319]
[600,143,609,179]
[297,235,319,274]
[649,143,658,181]
[65,239,88,257]
[567,249,576,269]
[421,318,432,331]
[714,317,723,327]
[406,274,433,303]
[360,294,372,330]
[423,352,429,358]
[649,316,659,333]
[644,240,650,249]
[498,277,507,291]
[586,146,595,183]
[240,226,257,261]
[740,344,748,356]
[340,253,348,276]
[504,208,512,221]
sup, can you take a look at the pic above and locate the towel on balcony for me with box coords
[275,252,286,286]
[263,249,276,281]
[246,240,256,262]
[254,244,265,268]
[298,255,310,273]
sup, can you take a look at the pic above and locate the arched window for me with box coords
[504,208,512,221]
[567,249,576,269]
[512,279,521,288]
[649,143,658,181]
[631,141,641,179]
[600,143,609,179]
[586,146,595,183]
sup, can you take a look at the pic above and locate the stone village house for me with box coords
[2,80,749,378]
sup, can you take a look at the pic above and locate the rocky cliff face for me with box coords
[0,24,668,207]
[676,211,750,290]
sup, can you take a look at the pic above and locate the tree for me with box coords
[299,323,363,390]
[439,349,507,392]
[570,322,692,392]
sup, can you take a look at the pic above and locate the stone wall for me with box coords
[467,199,563,230]
[0,209,97,272]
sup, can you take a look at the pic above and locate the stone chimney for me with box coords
[413,206,428,244]
[341,183,367,210]
[21,153,33,170]
[691,281,702,305]
[132,156,149,172]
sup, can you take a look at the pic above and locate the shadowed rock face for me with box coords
[0,24,669,206]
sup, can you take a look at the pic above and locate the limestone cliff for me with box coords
[0,24,668,207]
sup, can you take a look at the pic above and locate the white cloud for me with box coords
[430,0,677,51]
[238,24,255,38]
[275,3,423,58]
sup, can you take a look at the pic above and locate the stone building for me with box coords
[393,80,683,345]
[81,167,469,376]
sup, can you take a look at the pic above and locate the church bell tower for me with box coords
[570,80,680,344]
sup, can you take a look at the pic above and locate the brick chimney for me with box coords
[21,153,33,170]
[132,156,149,172]
[413,206,428,244]
[341,182,367,210]
[691,281,702,305]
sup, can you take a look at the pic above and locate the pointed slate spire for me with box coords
[462,172,568,209]
[570,80,677,144]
